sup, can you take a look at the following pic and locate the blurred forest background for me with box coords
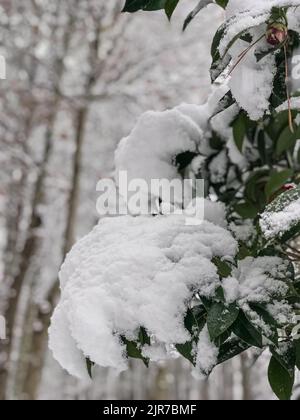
[0,0,298,400]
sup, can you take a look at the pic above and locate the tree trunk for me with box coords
[240,353,252,401]
[1,120,54,400]
[21,107,88,400]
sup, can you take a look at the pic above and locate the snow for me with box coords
[160,198,227,228]
[222,255,294,339]
[223,256,291,310]
[226,0,300,17]
[48,304,91,381]
[267,301,294,325]
[229,37,276,120]
[49,214,237,378]
[220,2,269,57]
[114,85,231,208]
[211,103,239,140]
[229,220,255,243]
[276,97,300,113]
[208,150,228,184]
[200,198,227,228]
[222,277,240,304]
[288,6,300,32]
[114,109,202,205]
[227,136,248,169]
[142,343,169,362]
[260,198,300,239]
[193,326,219,378]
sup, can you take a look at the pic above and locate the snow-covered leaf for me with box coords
[207,302,239,340]
[49,215,237,376]
[122,336,150,367]
[217,337,250,365]
[261,184,300,240]
[232,311,263,348]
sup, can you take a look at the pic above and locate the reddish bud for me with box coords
[268,183,296,203]
[266,22,288,46]
[281,183,296,191]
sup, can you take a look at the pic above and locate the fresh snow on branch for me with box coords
[114,86,230,206]
[49,213,237,378]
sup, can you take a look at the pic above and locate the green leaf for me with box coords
[207,302,239,341]
[184,306,206,336]
[215,0,229,7]
[122,0,166,12]
[271,42,293,108]
[210,90,236,119]
[270,342,296,378]
[176,306,206,365]
[165,0,180,20]
[234,202,258,219]
[232,114,246,152]
[265,184,300,213]
[210,25,229,81]
[236,243,252,260]
[86,358,94,379]
[175,151,198,171]
[276,125,300,156]
[211,24,225,60]
[266,110,295,142]
[268,356,295,400]
[122,336,149,367]
[265,169,293,200]
[217,337,250,365]
[212,257,232,277]
[183,0,213,31]
[123,0,149,12]
[297,147,300,165]
[176,342,195,365]
[249,303,279,346]
[245,169,269,208]
[257,130,268,165]
[214,329,232,347]
[209,132,224,150]
[144,0,167,10]
[232,311,263,348]
[139,327,151,346]
[295,339,300,370]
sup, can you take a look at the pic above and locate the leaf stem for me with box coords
[228,34,265,77]
[284,43,294,134]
